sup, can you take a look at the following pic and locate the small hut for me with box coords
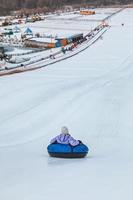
[80,10,95,15]
[24,37,58,49]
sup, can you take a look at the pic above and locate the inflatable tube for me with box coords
[47,143,89,158]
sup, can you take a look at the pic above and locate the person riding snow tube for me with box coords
[47,126,89,158]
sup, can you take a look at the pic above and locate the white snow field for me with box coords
[0,8,133,200]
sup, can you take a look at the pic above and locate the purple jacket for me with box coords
[50,133,79,146]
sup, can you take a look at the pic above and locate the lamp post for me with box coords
[50,34,52,53]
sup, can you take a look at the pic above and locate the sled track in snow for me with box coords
[1,47,132,148]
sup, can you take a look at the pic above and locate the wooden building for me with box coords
[56,33,83,46]
[24,33,83,49]
[24,37,58,48]
[80,10,95,15]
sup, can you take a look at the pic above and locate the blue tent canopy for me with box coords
[25,27,33,35]
[13,26,21,33]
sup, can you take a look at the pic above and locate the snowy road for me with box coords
[0,8,133,200]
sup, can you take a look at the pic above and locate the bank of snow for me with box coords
[0,8,133,200]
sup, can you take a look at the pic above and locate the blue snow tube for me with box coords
[47,143,89,158]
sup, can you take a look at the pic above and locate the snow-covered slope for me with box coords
[0,8,133,200]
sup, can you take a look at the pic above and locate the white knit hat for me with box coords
[61,126,69,134]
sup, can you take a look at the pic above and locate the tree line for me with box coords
[0,0,131,15]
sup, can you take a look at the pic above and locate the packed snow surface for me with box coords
[0,8,133,200]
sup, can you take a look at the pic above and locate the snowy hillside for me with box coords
[0,8,133,200]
